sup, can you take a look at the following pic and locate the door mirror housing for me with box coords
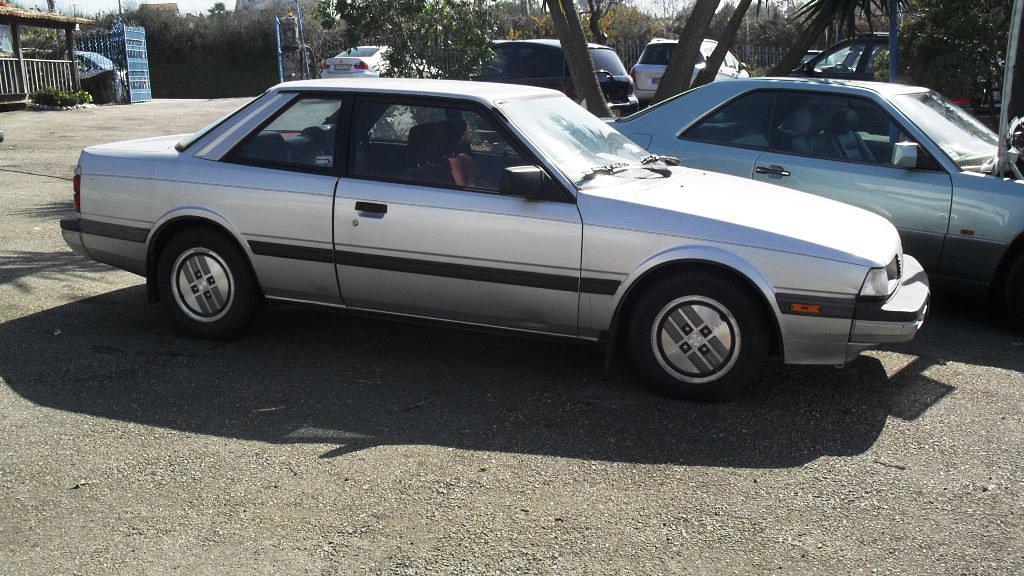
[500,165,548,199]
[892,142,919,169]
[737,62,747,72]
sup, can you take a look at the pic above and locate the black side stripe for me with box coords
[248,240,621,294]
[775,293,855,319]
[249,241,334,263]
[69,217,149,243]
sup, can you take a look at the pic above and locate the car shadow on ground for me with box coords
[0,250,113,289]
[2,285,992,468]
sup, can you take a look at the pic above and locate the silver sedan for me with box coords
[613,78,1024,329]
[60,79,928,400]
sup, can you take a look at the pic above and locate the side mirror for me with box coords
[892,142,919,169]
[738,62,747,72]
[500,165,547,199]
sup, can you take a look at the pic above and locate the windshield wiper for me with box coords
[580,161,632,180]
[640,153,680,166]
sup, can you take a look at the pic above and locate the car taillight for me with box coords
[354,61,369,70]
[73,167,81,213]
[951,97,971,106]
[629,65,636,84]
[322,62,329,70]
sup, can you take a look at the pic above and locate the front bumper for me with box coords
[847,254,929,355]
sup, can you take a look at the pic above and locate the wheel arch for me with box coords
[989,230,1024,304]
[604,248,784,368]
[145,209,257,303]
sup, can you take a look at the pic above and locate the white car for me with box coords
[60,79,928,400]
[631,38,749,104]
[321,46,388,78]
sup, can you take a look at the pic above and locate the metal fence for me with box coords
[76,19,151,103]
[0,57,76,96]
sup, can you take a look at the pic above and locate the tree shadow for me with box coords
[7,199,75,220]
[0,285,963,468]
[0,250,114,290]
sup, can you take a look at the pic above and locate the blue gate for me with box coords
[77,19,151,104]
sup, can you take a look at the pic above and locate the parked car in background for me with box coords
[799,50,822,65]
[631,38,749,105]
[474,39,638,115]
[60,78,927,400]
[321,46,388,78]
[791,34,888,81]
[612,77,1024,328]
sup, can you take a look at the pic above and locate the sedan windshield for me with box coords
[499,95,651,186]
[892,90,998,172]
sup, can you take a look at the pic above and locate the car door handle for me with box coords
[755,165,790,177]
[355,201,387,215]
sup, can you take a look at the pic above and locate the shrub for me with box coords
[30,87,94,107]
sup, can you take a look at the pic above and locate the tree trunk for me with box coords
[766,8,833,76]
[694,0,752,87]
[587,0,609,45]
[547,0,611,116]
[652,0,720,103]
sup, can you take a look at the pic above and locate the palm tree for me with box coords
[767,0,904,77]
[652,0,721,103]
[547,0,611,116]
[694,0,758,87]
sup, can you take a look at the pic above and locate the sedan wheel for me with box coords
[157,229,258,339]
[629,273,770,400]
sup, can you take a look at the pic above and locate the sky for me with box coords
[45,0,227,17]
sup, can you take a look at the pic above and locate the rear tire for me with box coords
[1007,254,1024,331]
[628,273,771,401]
[156,228,258,339]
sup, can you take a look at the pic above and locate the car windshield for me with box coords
[500,95,652,186]
[892,90,998,171]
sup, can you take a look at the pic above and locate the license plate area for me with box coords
[334,64,352,71]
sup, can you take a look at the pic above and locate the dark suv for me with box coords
[475,39,639,115]
[790,33,889,82]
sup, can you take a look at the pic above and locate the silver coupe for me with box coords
[60,79,928,400]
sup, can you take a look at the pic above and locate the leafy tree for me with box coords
[899,0,1012,105]
[207,2,227,15]
[315,0,495,79]
[653,0,719,102]
[585,0,624,44]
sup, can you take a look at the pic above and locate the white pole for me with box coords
[995,0,1024,176]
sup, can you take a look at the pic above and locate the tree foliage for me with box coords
[899,0,1013,103]
[316,0,495,79]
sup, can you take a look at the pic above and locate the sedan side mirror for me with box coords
[892,142,919,169]
[500,165,547,199]
[738,62,747,72]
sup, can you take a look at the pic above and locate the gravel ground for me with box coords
[1,99,1023,575]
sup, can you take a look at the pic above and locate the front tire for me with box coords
[156,228,258,339]
[628,273,771,401]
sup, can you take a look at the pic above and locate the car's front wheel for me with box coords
[156,228,258,339]
[628,273,771,401]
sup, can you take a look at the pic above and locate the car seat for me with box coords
[827,109,876,163]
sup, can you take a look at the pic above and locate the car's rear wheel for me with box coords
[1007,253,1024,331]
[157,228,257,339]
[628,273,770,401]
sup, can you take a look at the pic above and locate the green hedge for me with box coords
[30,88,94,107]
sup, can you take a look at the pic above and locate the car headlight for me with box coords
[859,255,902,299]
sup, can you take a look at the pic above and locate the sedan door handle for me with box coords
[755,165,791,177]
[355,201,387,215]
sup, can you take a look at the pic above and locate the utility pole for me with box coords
[888,0,898,82]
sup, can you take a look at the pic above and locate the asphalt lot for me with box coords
[1,99,1023,575]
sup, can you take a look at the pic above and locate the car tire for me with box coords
[156,228,258,339]
[628,273,770,401]
[1007,253,1024,331]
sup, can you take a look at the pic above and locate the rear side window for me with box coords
[231,96,344,171]
[638,43,674,65]
[484,45,557,78]
[682,91,775,149]
[590,48,628,75]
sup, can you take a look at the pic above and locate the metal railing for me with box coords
[0,58,76,96]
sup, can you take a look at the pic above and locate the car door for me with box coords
[332,97,583,335]
[751,90,953,270]
[218,92,346,305]
[670,90,776,178]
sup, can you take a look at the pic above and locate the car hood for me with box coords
[579,167,900,268]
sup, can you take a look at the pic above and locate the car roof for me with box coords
[493,38,614,50]
[645,37,717,46]
[273,78,562,104]
[718,77,928,97]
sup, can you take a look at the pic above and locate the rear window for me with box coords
[638,43,673,65]
[337,47,381,58]
[484,45,557,77]
[590,48,627,75]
